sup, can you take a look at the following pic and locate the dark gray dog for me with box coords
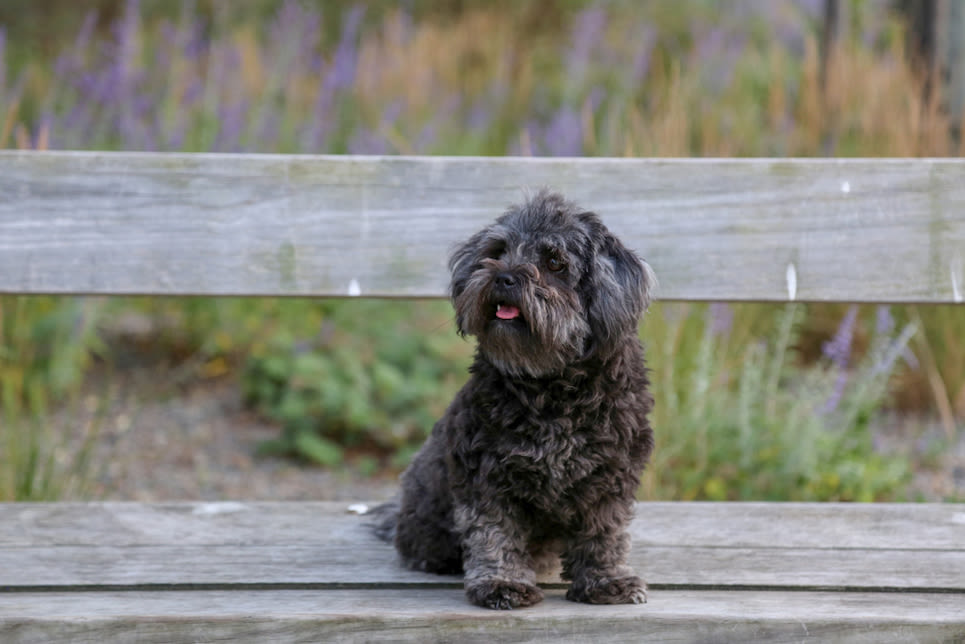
[374,190,655,609]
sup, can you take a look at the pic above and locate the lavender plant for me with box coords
[643,303,913,501]
[0,0,957,499]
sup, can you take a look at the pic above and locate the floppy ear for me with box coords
[584,225,655,353]
[448,227,489,302]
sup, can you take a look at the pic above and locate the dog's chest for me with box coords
[461,368,647,513]
[482,408,615,506]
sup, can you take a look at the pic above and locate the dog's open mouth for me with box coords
[495,303,521,320]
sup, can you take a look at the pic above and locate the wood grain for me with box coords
[2,589,964,644]
[2,501,962,550]
[1,502,962,641]
[3,152,965,303]
[1,502,962,591]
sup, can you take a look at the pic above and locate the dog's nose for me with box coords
[495,272,517,288]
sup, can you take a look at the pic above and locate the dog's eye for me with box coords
[546,256,566,272]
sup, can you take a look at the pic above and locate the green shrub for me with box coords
[643,303,913,501]
[0,296,102,500]
[241,300,471,466]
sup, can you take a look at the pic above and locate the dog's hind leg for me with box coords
[394,436,463,575]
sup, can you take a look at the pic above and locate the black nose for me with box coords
[495,272,517,288]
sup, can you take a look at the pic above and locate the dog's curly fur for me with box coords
[373,191,655,610]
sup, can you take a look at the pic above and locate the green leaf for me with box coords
[293,430,343,467]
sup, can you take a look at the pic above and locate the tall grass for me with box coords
[1,0,961,500]
[641,303,914,501]
[5,0,957,157]
[0,297,102,500]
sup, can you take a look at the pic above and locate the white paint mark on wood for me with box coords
[191,502,246,516]
[952,259,963,303]
[348,279,362,296]
[786,263,797,301]
[841,180,851,194]
[347,504,370,515]
[951,512,965,524]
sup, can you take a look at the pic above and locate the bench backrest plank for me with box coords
[1,502,961,592]
[3,151,965,303]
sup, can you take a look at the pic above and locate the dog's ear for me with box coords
[448,226,489,302]
[448,224,506,337]
[582,217,655,354]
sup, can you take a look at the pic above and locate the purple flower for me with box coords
[182,78,204,106]
[328,5,365,93]
[823,305,858,369]
[567,8,607,88]
[182,18,208,61]
[708,302,734,337]
[110,0,140,89]
[347,128,389,155]
[541,106,582,156]
[214,97,249,153]
[875,306,894,336]
[692,22,747,94]
[629,26,656,87]
[304,5,364,152]
[468,104,492,132]
[821,305,859,414]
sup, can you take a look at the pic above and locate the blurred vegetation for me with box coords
[643,303,915,501]
[1,0,962,501]
[0,297,101,500]
[240,300,470,469]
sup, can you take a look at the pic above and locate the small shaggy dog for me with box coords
[373,191,655,609]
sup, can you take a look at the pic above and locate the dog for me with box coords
[373,190,655,609]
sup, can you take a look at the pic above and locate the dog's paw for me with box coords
[566,575,648,605]
[466,579,544,610]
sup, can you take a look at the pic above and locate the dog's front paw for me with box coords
[566,575,647,605]
[466,579,544,610]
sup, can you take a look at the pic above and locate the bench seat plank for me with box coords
[2,589,964,643]
[3,152,965,303]
[3,501,962,549]
[1,503,962,592]
[2,544,964,591]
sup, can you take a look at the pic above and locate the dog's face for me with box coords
[449,191,654,378]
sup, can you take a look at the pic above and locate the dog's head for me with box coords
[449,190,655,378]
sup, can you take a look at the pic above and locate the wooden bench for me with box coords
[1,152,964,642]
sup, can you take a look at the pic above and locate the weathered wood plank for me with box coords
[1,503,962,591]
[3,152,965,303]
[2,502,962,551]
[2,589,963,644]
[3,544,963,591]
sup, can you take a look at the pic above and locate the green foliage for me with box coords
[1,1,961,501]
[643,303,913,501]
[240,300,471,465]
[0,296,102,500]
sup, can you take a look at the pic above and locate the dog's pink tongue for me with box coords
[496,304,520,320]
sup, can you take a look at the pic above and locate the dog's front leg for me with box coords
[561,508,647,605]
[455,504,544,609]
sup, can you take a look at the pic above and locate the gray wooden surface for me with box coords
[1,502,963,642]
[4,152,965,640]
[3,151,965,303]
